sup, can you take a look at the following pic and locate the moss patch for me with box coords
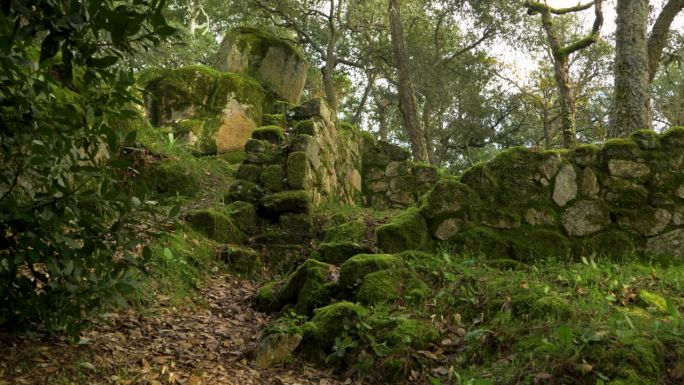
[276,259,338,315]
[355,268,430,305]
[260,190,311,216]
[260,164,285,192]
[252,125,285,144]
[300,302,367,361]
[185,208,245,244]
[338,254,404,290]
[286,152,309,189]
[316,242,372,265]
[376,207,430,253]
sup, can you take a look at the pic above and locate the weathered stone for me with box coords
[569,145,599,168]
[214,27,308,104]
[236,164,262,183]
[251,333,302,369]
[289,134,321,169]
[617,208,671,236]
[145,65,265,154]
[630,130,660,150]
[414,164,440,184]
[524,208,556,226]
[220,245,261,275]
[364,167,385,181]
[677,183,684,199]
[422,179,479,219]
[388,191,415,206]
[252,126,285,144]
[539,153,562,180]
[481,211,521,230]
[608,159,651,178]
[579,167,600,198]
[673,207,684,226]
[261,190,311,216]
[260,164,285,192]
[292,99,334,123]
[279,213,313,238]
[561,200,611,237]
[225,201,257,234]
[386,161,411,177]
[645,229,684,259]
[225,180,264,204]
[553,164,578,207]
[434,218,463,241]
[366,180,389,193]
[287,152,310,189]
[348,169,362,192]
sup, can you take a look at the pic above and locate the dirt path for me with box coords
[1,275,350,385]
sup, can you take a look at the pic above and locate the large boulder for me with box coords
[144,65,265,154]
[214,27,309,104]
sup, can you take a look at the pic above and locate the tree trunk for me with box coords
[322,42,338,111]
[422,101,436,165]
[678,76,684,125]
[352,72,376,125]
[373,92,390,141]
[610,0,652,136]
[542,109,551,149]
[553,56,576,147]
[388,0,429,162]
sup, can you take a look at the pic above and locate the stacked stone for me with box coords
[362,139,440,209]
[377,128,684,261]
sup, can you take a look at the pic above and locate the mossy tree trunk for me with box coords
[610,0,684,137]
[388,0,429,162]
[524,0,604,148]
[679,78,684,125]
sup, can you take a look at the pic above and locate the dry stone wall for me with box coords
[377,128,684,261]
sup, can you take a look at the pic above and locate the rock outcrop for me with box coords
[214,27,309,104]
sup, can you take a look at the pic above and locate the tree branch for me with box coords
[647,0,684,81]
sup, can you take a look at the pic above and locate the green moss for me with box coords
[639,290,669,313]
[260,164,285,192]
[229,26,306,66]
[450,226,510,258]
[262,114,286,127]
[144,160,201,197]
[509,228,571,262]
[252,125,285,144]
[338,254,404,290]
[355,268,430,305]
[363,140,411,167]
[377,317,439,349]
[603,178,649,209]
[277,259,338,315]
[261,190,311,216]
[316,242,372,265]
[146,65,266,126]
[218,151,246,164]
[660,126,684,147]
[630,129,660,150]
[185,208,246,244]
[225,180,264,203]
[338,121,359,132]
[484,147,553,206]
[225,201,257,234]
[323,218,365,243]
[279,213,313,238]
[236,164,262,183]
[254,280,284,312]
[244,139,283,164]
[286,152,309,189]
[583,229,636,260]
[568,144,600,168]
[300,302,367,361]
[221,245,261,276]
[376,207,431,253]
[600,138,642,164]
[294,120,316,136]
[459,163,499,203]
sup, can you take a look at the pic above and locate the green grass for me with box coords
[406,251,684,385]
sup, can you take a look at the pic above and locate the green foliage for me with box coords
[0,0,173,336]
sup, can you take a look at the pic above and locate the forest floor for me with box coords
[0,274,349,385]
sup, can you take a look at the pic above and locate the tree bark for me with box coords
[388,0,429,162]
[373,91,390,141]
[422,101,436,165]
[352,71,376,125]
[648,0,684,82]
[678,76,684,125]
[525,0,603,148]
[611,0,651,137]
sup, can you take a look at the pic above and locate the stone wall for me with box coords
[377,128,684,261]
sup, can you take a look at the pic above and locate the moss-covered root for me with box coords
[376,207,431,253]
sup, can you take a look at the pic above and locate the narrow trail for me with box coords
[1,275,349,385]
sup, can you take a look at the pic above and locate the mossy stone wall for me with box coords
[378,128,684,261]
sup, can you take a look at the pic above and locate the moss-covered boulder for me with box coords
[645,229,684,260]
[244,138,284,164]
[376,207,430,253]
[509,229,571,262]
[236,164,262,183]
[276,259,339,315]
[286,151,309,190]
[262,113,286,127]
[225,180,264,204]
[374,316,439,349]
[323,218,366,243]
[583,229,636,260]
[144,65,265,154]
[144,160,200,197]
[450,226,510,258]
[250,332,302,369]
[316,242,373,265]
[260,190,311,216]
[185,208,245,244]
[254,280,284,312]
[214,27,309,104]
[300,302,366,362]
[252,126,285,144]
[260,164,285,192]
[279,213,313,239]
[220,245,261,275]
[660,126,684,147]
[225,201,257,234]
[338,254,404,290]
[356,268,430,304]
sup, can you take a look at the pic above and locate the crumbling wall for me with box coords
[377,128,684,261]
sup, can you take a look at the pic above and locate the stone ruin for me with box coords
[143,27,684,264]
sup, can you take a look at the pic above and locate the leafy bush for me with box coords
[0,1,174,337]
